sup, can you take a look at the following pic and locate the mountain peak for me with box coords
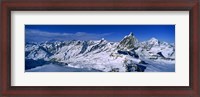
[128,32,134,37]
[99,38,107,44]
[149,37,158,41]
[118,32,138,50]
[148,37,159,45]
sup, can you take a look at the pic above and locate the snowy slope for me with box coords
[26,64,102,72]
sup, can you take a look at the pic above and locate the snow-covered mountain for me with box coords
[117,32,138,50]
[25,32,175,72]
[136,37,175,60]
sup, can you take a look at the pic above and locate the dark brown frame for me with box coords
[0,0,199,97]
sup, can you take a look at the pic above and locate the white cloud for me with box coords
[25,29,111,42]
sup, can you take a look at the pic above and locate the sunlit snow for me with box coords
[25,32,175,72]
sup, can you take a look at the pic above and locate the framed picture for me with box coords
[1,0,199,96]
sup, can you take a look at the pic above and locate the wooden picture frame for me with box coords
[0,0,199,96]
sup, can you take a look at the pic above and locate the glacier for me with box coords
[25,32,175,72]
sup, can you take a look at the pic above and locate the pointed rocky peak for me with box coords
[100,38,106,42]
[118,32,138,50]
[124,32,134,38]
[95,38,108,45]
[101,38,105,40]
[128,32,134,37]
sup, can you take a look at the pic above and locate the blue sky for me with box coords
[25,25,175,43]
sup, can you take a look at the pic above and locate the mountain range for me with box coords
[25,32,175,72]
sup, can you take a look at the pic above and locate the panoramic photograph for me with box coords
[25,25,175,72]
